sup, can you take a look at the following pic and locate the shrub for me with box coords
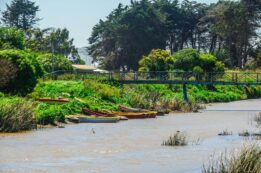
[138,49,172,72]
[172,48,200,71]
[0,59,17,88]
[37,53,73,73]
[202,145,261,173]
[0,98,36,132]
[0,49,44,95]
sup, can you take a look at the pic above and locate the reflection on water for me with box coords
[0,99,260,173]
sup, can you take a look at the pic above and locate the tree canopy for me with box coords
[139,48,225,74]
[1,0,40,30]
[88,0,261,70]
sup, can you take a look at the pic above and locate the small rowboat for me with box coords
[82,108,156,119]
[113,111,157,119]
[82,108,108,116]
[118,105,149,112]
[38,97,69,103]
[78,115,120,123]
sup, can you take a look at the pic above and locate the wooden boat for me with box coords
[82,108,156,119]
[78,115,120,123]
[82,108,109,116]
[118,105,149,112]
[113,111,157,119]
[38,97,69,103]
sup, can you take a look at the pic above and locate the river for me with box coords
[0,99,260,173]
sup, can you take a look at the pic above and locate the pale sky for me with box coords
[0,0,218,48]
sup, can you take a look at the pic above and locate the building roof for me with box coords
[72,64,96,71]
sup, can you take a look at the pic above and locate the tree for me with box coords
[1,0,40,30]
[88,0,167,70]
[26,28,79,59]
[0,27,25,50]
[172,48,224,73]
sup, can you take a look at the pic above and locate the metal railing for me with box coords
[42,70,261,85]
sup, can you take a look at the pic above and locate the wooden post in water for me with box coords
[183,84,188,103]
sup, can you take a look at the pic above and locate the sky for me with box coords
[0,0,218,48]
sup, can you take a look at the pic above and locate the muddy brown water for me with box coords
[0,99,260,173]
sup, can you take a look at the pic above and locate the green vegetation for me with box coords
[202,145,261,173]
[89,0,261,70]
[0,97,36,132]
[28,79,260,126]
[37,53,73,73]
[0,27,25,50]
[0,49,44,95]
[139,49,225,74]
[162,131,188,146]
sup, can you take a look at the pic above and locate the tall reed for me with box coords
[202,145,261,173]
[0,98,36,132]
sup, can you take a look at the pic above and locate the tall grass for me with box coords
[162,131,188,146]
[254,112,261,128]
[0,98,36,132]
[202,145,261,173]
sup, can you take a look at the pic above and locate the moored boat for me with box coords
[118,105,149,112]
[78,115,120,123]
[82,108,156,119]
[113,111,157,119]
[82,108,110,116]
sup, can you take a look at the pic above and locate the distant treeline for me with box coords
[88,0,261,70]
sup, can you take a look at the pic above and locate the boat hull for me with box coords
[78,116,120,123]
[82,108,156,119]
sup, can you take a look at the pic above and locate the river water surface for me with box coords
[0,99,260,173]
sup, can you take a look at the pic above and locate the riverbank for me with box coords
[0,99,260,173]
[0,79,261,132]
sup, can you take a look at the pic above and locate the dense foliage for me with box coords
[0,49,44,95]
[88,0,261,70]
[26,28,79,59]
[30,79,261,125]
[0,27,25,50]
[139,48,225,74]
[37,53,73,73]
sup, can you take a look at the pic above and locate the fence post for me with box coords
[183,84,188,103]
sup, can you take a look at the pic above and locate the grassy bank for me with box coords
[0,79,261,132]
[31,79,261,124]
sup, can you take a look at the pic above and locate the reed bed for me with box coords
[162,131,188,146]
[254,112,261,128]
[0,98,36,132]
[202,145,261,173]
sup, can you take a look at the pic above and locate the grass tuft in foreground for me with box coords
[162,131,188,146]
[0,98,36,132]
[202,145,261,173]
[254,112,261,128]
